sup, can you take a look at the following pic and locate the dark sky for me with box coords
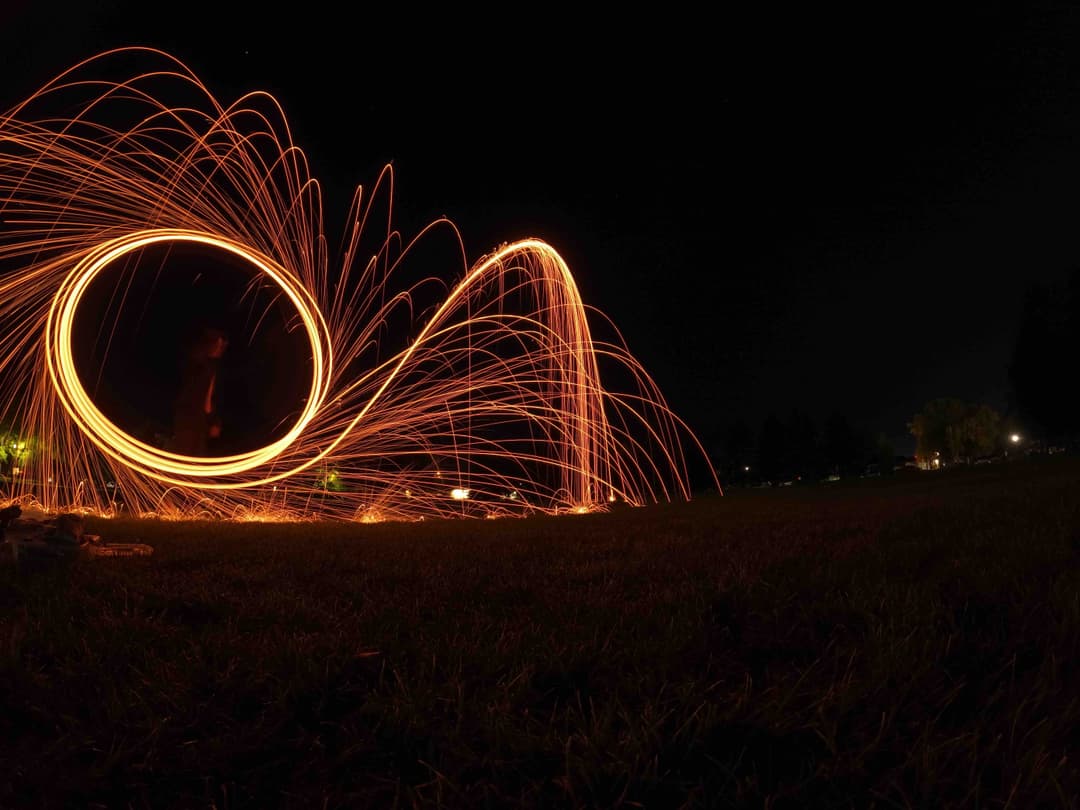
[5,2,1080,457]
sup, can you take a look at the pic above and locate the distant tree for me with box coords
[1008,269,1080,442]
[909,397,965,463]
[952,404,1003,460]
[0,421,51,489]
[823,411,865,476]
[909,398,1004,464]
[874,432,895,475]
[720,418,755,484]
[757,413,789,482]
[786,408,820,481]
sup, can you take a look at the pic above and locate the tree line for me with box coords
[908,398,1008,465]
[715,410,896,486]
[715,399,1015,487]
[712,267,1078,487]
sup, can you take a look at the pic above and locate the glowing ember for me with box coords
[0,47,718,521]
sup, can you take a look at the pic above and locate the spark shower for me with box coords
[0,47,716,521]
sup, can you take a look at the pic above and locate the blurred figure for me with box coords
[172,326,228,456]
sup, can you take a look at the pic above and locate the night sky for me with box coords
[5,2,1080,458]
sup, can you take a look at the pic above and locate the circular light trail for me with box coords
[45,228,331,482]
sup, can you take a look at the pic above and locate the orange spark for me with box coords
[0,47,720,522]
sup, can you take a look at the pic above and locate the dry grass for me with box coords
[1,457,1078,808]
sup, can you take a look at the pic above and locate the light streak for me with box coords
[0,47,720,521]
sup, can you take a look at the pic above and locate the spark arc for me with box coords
[0,47,717,521]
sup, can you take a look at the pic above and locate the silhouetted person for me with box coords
[172,326,228,456]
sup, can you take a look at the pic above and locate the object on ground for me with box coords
[85,542,154,557]
[0,504,154,566]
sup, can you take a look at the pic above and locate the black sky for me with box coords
[5,2,1080,457]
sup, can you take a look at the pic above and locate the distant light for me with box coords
[1010,433,1021,444]
[451,488,470,500]
[744,465,750,471]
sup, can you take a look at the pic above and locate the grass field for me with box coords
[1,456,1078,808]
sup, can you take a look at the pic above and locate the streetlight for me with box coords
[1005,432,1022,460]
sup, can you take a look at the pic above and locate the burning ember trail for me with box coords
[0,47,717,521]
